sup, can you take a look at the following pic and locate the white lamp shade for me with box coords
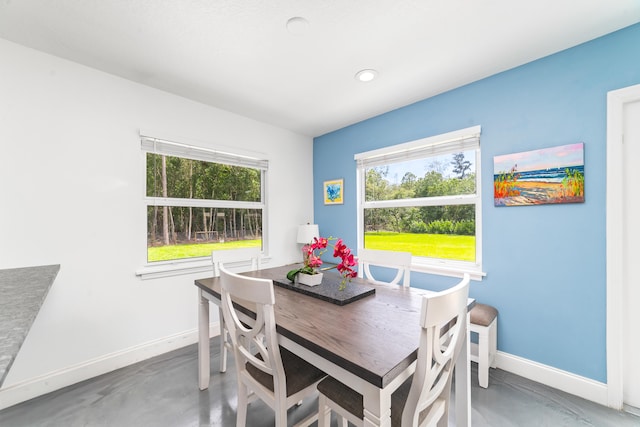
[297,224,319,244]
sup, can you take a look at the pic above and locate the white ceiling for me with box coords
[1,1,639,137]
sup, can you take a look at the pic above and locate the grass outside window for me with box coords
[364,231,474,262]
[148,233,474,264]
[148,239,261,262]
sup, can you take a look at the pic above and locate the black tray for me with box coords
[273,276,375,306]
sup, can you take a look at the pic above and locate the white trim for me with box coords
[141,135,269,170]
[143,197,264,209]
[495,351,608,406]
[354,125,481,167]
[363,193,477,209]
[356,165,365,251]
[136,256,271,280]
[0,324,221,411]
[606,83,640,410]
[136,257,214,279]
[410,261,485,281]
[475,145,483,270]
[624,404,640,417]
[138,128,270,167]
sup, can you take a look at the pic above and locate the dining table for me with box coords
[194,264,474,427]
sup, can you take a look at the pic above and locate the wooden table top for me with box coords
[195,264,472,389]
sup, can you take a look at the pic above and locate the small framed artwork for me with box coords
[323,179,344,205]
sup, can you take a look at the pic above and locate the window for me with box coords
[355,126,482,279]
[140,135,267,274]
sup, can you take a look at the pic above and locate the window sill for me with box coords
[410,261,486,281]
[136,258,213,280]
[136,256,272,280]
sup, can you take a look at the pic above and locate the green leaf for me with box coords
[286,268,301,282]
[300,266,315,275]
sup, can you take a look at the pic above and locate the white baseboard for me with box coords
[624,404,640,417]
[495,351,609,407]
[0,323,221,411]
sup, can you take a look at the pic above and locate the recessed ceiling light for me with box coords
[355,69,378,82]
[286,17,309,35]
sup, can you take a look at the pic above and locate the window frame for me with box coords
[136,133,268,279]
[355,126,484,280]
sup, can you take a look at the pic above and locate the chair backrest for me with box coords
[219,265,287,398]
[211,246,261,277]
[402,273,470,426]
[357,248,412,287]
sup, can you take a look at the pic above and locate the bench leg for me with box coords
[489,318,497,369]
[477,327,489,388]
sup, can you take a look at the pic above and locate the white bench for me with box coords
[469,303,498,388]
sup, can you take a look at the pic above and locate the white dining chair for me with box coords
[219,265,326,427]
[212,246,261,373]
[357,248,412,287]
[317,274,470,427]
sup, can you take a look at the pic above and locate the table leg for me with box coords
[362,387,392,427]
[455,312,472,426]
[198,290,210,390]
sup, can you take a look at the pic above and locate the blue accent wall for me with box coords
[313,23,640,383]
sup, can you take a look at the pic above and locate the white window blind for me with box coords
[141,135,268,170]
[355,125,480,169]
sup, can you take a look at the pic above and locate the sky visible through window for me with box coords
[384,152,475,185]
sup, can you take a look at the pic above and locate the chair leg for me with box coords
[318,394,331,427]
[219,307,227,373]
[274,398,288,427]
[236,381,248,427]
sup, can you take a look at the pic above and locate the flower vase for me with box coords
[296,272,323,286]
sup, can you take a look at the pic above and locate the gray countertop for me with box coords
[0,264,60,387]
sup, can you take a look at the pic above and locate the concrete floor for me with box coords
[0,340,638,426]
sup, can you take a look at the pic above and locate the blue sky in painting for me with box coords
[493,142,584,174]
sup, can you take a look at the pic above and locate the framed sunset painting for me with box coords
[494,143,584,207]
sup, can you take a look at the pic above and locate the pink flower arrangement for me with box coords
[287,236,358,290]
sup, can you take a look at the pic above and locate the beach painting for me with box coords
[494,143,584,207]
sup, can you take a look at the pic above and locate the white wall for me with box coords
[0,38,314,400]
